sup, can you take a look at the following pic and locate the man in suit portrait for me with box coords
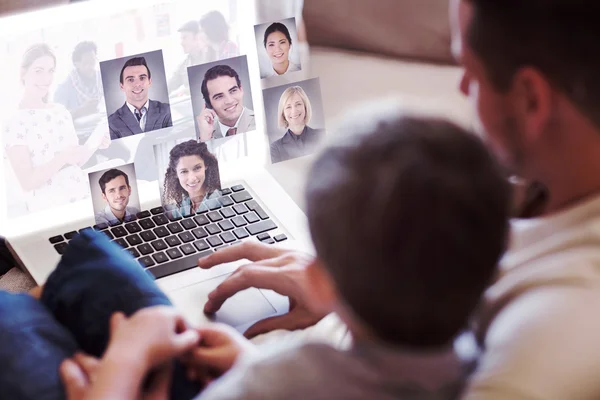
[108,57,172,140]
[195,64,255,141]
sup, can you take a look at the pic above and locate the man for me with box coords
[197,1,600,398]
[195,64,255,141]
[168,20,209,96]
[94,168,140,225]
[108,57,172,140]
[54,41,103,120]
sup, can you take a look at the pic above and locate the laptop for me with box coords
[0,0,315,333]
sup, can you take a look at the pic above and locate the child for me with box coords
[60,111,511,399]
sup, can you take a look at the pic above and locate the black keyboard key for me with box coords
[108,219,122,227]
[257,233,271,241]
[231,184,245,192]
[167,211,183,222]
[126,234,143,246]
[140,231,157,242]
[137,210,151,219]
[178,231,195,243]
[233,204,248,215]
[220,208,236,219]
[166,248,183,260]
[103,230,115,240]
[221,188,232,195]
[192,227,208,239]
[232,191,253,203]
[218,220,234,231]
[154,226,170,238]
[244,213,260,224]
[93,223,109,231]
[152,214,169,226]
[195,203,209,214]
[124,214,137,223]
[207,236,223,247]
[180,243,196,255]
[206,224,221,235]
[232,216,247,227]
[220,232,236,243]
[49,235,64,244]
[153,252,169,264]
[247,220,277,236]
[219,196,234,207]
[206,199,221,210]
[263,238,275,245]
[126,248,140,258]
[138,256,155,268]
[124,222,142,234]
[79,227,93,234]
[113,238,128,248]
[167,222,184,234]
[207,211,223,222]
[274,234,288,242]
[181,219,197,230]
[54,242,68,254]
[147,249,213,279]
[194,215,210,226]
[138,243,154,255]
[151,239,168,251]
[166,236,182,247]
[111,226,128,238]
[233,228,249,239]
[64,231,78,240]
[139,218,156,230]
[194,239,210,252]
[254,205,269,220]
[151,207,164,215]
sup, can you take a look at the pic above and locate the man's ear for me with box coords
[511,67,554,143]
[307,258,338,313]
[119,83,124,92]
[148,77,152,87]
[101,193,107,202]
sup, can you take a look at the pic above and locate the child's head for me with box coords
[305,112,511,349]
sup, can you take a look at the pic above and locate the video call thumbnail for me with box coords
[88,163,141,226]
[153,138,222,217]
[262,78,326,164]
[254,18,302,80]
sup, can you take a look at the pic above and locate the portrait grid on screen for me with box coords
[88,162,141,226]
[262,78,326,164]
[153,138,222,217]
[100,49,173,141]
[254,17,302,80]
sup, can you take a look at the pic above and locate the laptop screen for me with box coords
[0,0,321,231]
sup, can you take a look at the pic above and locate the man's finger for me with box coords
[243,312,311,339]
[198,241,286,269]
[59,359,89,400]
[172,330,201,354]
[203,266,292,313]
[72,352,100,377]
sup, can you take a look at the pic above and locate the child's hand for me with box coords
[106,306,200,371]
[182,323,257,385]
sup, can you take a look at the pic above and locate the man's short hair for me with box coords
[119,57,151,84]
[72,41,97,64]
[305,111,511,348]
[201,65,242,109]
[465,0,600,127]
[99,169,130,194]
[263,22,292,48]
[178,20,200,34]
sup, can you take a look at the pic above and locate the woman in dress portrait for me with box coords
[270,86,324,164]
[162,139,221,216]
[3,43,93,213]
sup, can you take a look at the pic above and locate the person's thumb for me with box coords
[172,329,201,354]
[59,359,88,400]
[243,313,300,339]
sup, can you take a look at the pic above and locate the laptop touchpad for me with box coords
[167,273,278,330]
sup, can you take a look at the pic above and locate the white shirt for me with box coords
[217,107,245,137]
[263,61,301,78]
[126,100,149,131]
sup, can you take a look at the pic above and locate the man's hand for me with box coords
[197,242,328,338]
[196,104,217,142]
[182,323,257,385]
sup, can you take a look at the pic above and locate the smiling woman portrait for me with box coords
[260,21,301,79]
[3,43,92,214]
[269,85,325,164]
[162,139,221,216]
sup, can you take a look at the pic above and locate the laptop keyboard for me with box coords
[47,185,287,279]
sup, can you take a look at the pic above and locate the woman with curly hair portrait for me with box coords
[162,139,221,215]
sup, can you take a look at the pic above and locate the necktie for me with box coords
[226,127,237,136]
[135,107,146,122]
